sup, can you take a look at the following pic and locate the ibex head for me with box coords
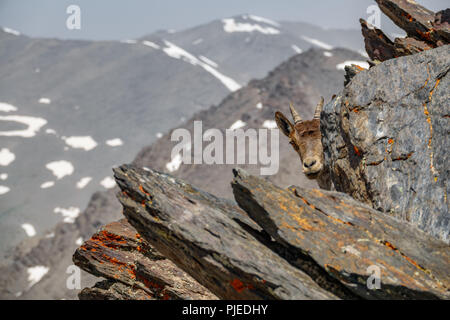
[275,97,324,179]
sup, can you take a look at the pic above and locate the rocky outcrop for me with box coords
[73,219,216,300]
[74,165,449,299]
[321,45,449,243]
[360,0,449,62]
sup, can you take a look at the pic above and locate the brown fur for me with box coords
[275,110,331,190]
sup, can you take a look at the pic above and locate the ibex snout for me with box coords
[302,156,323,178]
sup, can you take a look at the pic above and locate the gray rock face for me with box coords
[321,45,449,243]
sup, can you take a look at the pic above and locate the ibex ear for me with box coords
[275,112,294,137]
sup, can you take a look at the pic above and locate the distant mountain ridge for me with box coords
[0,14,369,299]
[0,45,368,300]
[0,14,366,260]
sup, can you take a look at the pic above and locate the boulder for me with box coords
[74,165,449,299]
[73,219,216,300]
[321,45,449,243]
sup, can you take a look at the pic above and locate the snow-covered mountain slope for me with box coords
[0,14,367,261]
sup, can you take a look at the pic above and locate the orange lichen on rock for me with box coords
[139,185,151,197]
[229,278,253,293]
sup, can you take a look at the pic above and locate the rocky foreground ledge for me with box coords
[73,165,449,300]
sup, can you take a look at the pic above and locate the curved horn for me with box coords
[313,96,324,119]
[289,102,302,124]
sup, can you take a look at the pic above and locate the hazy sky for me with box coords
[0,0,447,40]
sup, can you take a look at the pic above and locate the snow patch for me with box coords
[245,15,280,27]
[63,136,97,151]
[192,38,203,45]
[106,138,123,147]
[199,55,218,68]
[45,128,57,135]
[166,153,182,173]
[162,40,241,91]
[0,173,7,180]
[75,237,83,246]
[27,266,49,289]
[40,181,55,189]
[0,185,10,195]
[229,120,246,130]
[142,40,160,49]
[262,120,277,129]
[256,102,263,109]
[301,36,333,50]
[0,102,18,112]
[156,132,163,138]
[0,148,15,166]
[38,98,51,104]
[3,27,20,36]
[324,51,333,57]
[100,176,116,189]
[0,115,47,137]
[54,206,80,223]
[46,160,74,179]
[222,18,280,35]
[336,60,370,70]
[21,224,36,237]
[76,177,92,189]
[291,45,303,54]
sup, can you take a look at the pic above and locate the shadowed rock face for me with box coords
[74,165,449,300]
[321,45,449,243]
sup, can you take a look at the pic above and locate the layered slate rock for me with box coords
[360,0,449,62]
[74,165,450,299]
[112,165,339,300]
[321,45,449,243]
[232,168,450,300]
[73,219,217,300]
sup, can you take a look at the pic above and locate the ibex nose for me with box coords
[303,159,317,169]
